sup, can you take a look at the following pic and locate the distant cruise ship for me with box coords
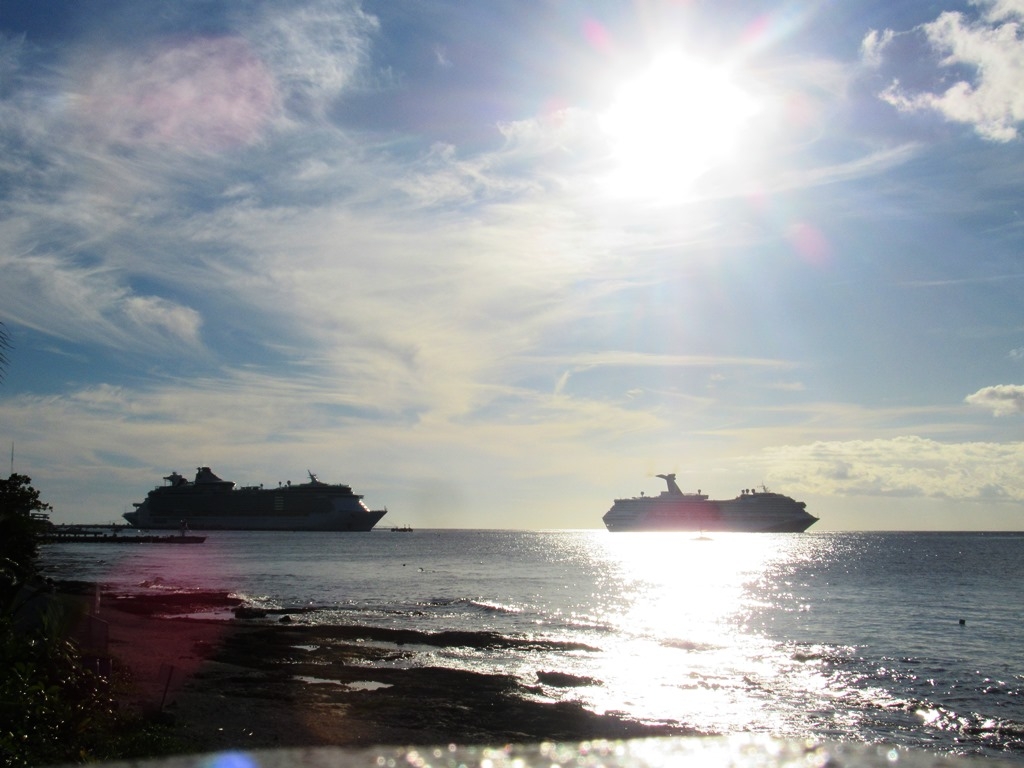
[123,467,387,531]
[603,474,817,532]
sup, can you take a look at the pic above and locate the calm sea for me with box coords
[41,530,1024,762]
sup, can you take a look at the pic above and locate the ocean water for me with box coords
[41,530,1024,762]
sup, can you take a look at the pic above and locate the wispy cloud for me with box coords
[0,250,204,352]
[246,0,378,121]
[70,37,279,152]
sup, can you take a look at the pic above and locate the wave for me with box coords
[272,623,601,653]
[661,638,719,652]
[465,598,522,614]
[421,596,523,614]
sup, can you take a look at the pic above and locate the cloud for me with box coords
[433,45,452,69]
[247,0,378,120]
[554,370,571,395]
[122,296,203,345]
[6,1,377,159]
[0,250,204,352]
[867,0,1024,141]
[72,36,279,152]
[759,435,1024,501]
[0,4,387,362]
[860,28,895,69]
[393,109,602,207]
[965,384,1024,415]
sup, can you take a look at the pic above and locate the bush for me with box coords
[0,607,117,767]
[0,476,183,766]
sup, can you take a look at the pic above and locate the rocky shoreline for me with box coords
[68,584,696,753]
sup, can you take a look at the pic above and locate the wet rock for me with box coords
[537,670,601,687]
[234,607,268,619]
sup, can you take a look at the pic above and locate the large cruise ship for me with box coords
[603,474,817,532]
[123,467,387,531]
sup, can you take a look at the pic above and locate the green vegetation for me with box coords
[0,473,51,574]
[0,474,183,767]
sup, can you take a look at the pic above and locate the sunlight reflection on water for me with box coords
[561,533,817,733]
[591,532,778,634]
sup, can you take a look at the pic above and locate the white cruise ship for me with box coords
[603,474,817,532]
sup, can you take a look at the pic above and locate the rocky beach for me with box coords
[71,584,691,753]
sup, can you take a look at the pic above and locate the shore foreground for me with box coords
[68,584,691,752]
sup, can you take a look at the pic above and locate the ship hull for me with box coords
[603,495,817,533]
[124,477,387,532]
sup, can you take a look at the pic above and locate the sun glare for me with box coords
[599,51,760,199]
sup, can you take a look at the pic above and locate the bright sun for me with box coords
[599,51,760,199]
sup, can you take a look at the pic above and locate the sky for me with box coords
[2,0,1024,530]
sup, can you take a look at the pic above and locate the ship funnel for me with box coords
[656,473,684,496]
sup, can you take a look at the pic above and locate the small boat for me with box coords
[390,524,413,532]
